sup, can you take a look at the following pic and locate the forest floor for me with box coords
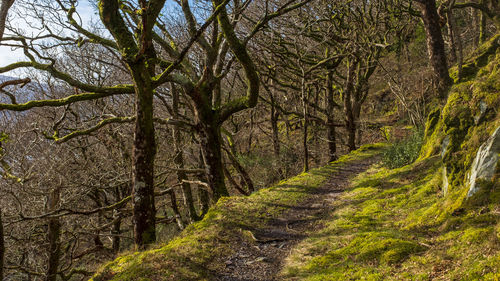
[215,156,378,280]
[92,142,500,280]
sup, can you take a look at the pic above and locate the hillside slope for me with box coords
[91,35,500,280]
[280,35,499,280]
[91,145,385,281]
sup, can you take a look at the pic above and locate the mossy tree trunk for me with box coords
[416,0,453,94]
[344,61,357,152]
[479,6,487,44]
[129,62,157,247]
[224,147,255,193]
[268,81,283,180]
[111,209,121,253]
[301,76,310,172]
[46,189,61,281]
[175,0,260,203]
[326,70,338,162]
[197,150,210,217]
[99,0,165,248]
[446,4,463,80]
[0,211,4,281]
[198,116,229,201]
[343,55,377,152]
[172,85,198,222]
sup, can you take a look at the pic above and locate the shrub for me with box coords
[383,129,423,169]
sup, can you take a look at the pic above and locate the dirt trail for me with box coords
[215,157,377,281]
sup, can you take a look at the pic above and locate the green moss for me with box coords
[282,140,500,280]
[91,144,385,281]
[460,227,493,244]
[424,107,441,138]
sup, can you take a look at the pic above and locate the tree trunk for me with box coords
[0,0,14,41]
[224,147,254,193]
[168,189,185,230]
[172,85,198,222]
[197,150,210,216]
[354,102,363,147]
[111,210,121,254]
[223,165,249,196]
[447,4,463,80]
[247,111,254,154]
[344,62,357,152]
[326,70,337,162]
[46,190,61,281]
[269,90,283,180]
[199,121,229,202]
[130,64,157,248]
[416,0,453,94]
[271,105,280,159]
[0,211,4,281]
[301,77,309,172]
[46,218,61,281]
[479,2,487,44]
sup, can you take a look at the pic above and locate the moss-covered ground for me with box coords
[91,144,386,281]
[281,156,500,280]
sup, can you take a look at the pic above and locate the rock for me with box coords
[474,100,488,125]
[442,166,449,196]
[441,135,450,158]
[466,126,500,198]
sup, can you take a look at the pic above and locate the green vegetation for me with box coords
[91,144,386,281]
[91,36,500,280]
[383,129,423,169]
[281,156,499,280]
[281,33,500,281]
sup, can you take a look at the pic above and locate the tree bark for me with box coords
[46,190,61,281]
[416,0,453,94]
[199,120,229,202]
[446,4,463,80]
[130,63,157,248]
[111,210,121,254]
[168,189,185,230]
[223,165,249,196]
[269,88,284,180]
[224,147,254,193]
[0,211,4,281]
[301,76,309,172]
[271,102,280,160]
[99,0,163,249]
[344,61,357,152]
[197,150,210,217]
[172,85,198,222]
[326,70,338,162]
[0,0,14,41]
[479,2,487,44]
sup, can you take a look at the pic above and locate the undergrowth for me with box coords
[383,129,423,169]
